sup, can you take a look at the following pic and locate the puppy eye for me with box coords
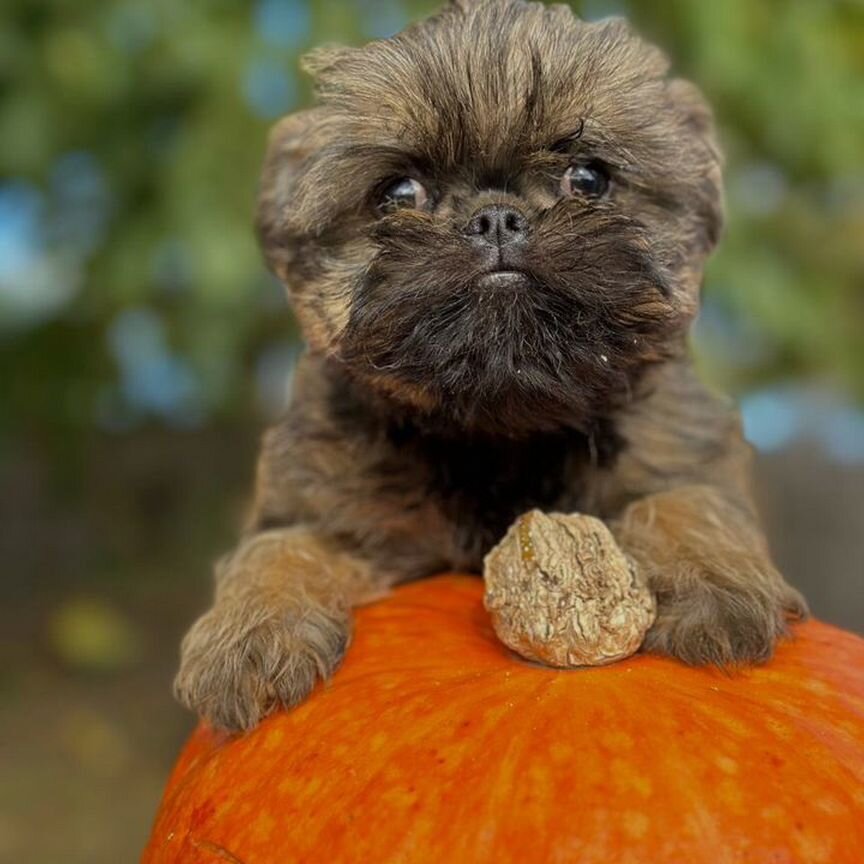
[378,177,428,213]
[561,162,610,199]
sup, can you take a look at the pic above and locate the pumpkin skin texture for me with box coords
[145,576,864,864]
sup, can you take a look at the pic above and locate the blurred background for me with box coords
[0,0,862,861]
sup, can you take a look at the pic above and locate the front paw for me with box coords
[174,601,350,732]
[645,579,807,666]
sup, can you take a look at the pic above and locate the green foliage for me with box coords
[1,0,862,443]
[632,0,864,393]
[46,596,144,673]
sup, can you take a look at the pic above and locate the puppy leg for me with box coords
[174,528,382,732]
[610,485,808,665]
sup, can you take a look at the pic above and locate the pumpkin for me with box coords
[144,575,864,864]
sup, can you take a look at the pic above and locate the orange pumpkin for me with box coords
[144,576,864,863]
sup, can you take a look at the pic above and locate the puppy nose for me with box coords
[464,204,529,247]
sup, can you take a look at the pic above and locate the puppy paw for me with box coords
[174,600,350,732]
[645,578,807,666]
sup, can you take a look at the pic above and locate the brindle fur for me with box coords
[176,0,807,732]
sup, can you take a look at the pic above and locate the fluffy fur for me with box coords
[176,0,806,732]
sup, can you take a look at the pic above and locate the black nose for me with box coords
[464,204,529,247]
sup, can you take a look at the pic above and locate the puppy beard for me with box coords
[337,205,683,438]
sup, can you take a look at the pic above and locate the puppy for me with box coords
[175,0,807,732]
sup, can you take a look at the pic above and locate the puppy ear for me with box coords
[256,109,320,281]
[668,78,725,253]
[668,78,719,151]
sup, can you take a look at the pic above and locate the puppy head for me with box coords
[257,0,723,436]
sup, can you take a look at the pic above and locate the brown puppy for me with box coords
[175,0,807,732]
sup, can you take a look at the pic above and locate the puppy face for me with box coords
[257,0,723,436]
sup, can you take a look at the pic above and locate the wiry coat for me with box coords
[176,0,806,732]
